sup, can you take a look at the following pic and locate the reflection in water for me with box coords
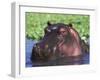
[26,39,89,67]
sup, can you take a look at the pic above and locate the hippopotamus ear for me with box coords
[44,21,52,34]
[68,23,73,27]
[47,21,52,26]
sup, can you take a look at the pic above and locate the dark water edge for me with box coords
[25,39,89,67]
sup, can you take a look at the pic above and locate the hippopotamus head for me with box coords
[31,21,82,66]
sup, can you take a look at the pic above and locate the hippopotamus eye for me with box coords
[52,26,57,30]
[59,28,67,34]
[60,31,66,34]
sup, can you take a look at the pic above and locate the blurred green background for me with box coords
[25,12,89,41]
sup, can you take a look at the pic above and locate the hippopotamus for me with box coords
[30,22,87,66]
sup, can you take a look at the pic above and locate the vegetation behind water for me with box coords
[26,12,89,41]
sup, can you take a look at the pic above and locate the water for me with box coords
[25,39,37,67]
[25,39,89,67]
